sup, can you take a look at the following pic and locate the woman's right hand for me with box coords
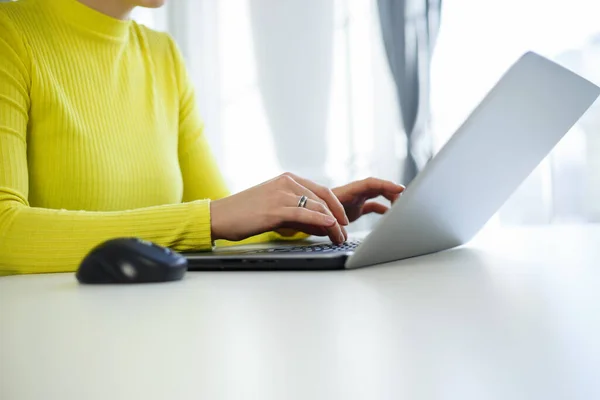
[210,173,349,244]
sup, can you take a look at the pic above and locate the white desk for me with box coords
[1,225,600,400]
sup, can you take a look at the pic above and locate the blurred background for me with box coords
[132,0,600,228]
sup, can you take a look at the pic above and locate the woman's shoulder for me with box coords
[131,22,189,91]
[132,22,180,60]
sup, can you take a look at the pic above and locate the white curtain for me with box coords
[137,0,600,225]
[430,0,600,224]
[249,0,334,186]
[144,1,401,194]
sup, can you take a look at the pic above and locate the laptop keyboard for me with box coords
[247,240,362,254]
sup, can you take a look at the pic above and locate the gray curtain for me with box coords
[377,0,442,184]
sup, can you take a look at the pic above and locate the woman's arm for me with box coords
[0,198,214,275]
[0,17,214,275]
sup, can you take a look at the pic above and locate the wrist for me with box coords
[210,199,224,241]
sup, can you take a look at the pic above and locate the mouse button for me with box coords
[112,246,158,270]
[142,249,178,267]
[127,239,177,261]
[133,238,167,253]
[134,238,166,252]
[153,245,179,263]
[144,241,178,259]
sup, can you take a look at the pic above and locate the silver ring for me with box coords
[297,195,308,208]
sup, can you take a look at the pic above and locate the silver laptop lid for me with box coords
[347,52,600,268]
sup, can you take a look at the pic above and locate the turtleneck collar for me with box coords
[44,0,133,42]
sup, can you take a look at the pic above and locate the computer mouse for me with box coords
[76,238,187,284]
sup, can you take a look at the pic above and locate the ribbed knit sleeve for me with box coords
[0,14,214,275]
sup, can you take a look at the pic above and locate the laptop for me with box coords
[186,51,600,271]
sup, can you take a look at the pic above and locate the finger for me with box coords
[279,192,345,244]
[339,178,405,199]
[277,207,337,229]
[362,202,389,215]
[350,189,403,204]
[280,207,344,244]
[284,173,349,226]
[282,221,347,243]
[380,191,402,204]
[302,198,346,244]
[286,181,338,224]
[362,177,405,194]
[281,223,329,237]
[282,179,327,210]
[278,173,347,227]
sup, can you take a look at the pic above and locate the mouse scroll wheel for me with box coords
[120,262,138,279]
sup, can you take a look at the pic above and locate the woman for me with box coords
[0,0,404,275]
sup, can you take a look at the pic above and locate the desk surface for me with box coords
[2,225,600,400]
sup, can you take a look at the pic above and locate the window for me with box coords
[431,0,600,223]
[161,0,600,224]
[214,0,399,194]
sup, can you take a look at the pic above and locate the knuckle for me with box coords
[314,184,326,194]
[280,172,295,182]
[277,174,295,187]
[325,188,337,200]
[316,202,328,213]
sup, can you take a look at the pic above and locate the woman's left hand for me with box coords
[332,178,405,223]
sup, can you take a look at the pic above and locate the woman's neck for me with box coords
[76,0,134,20]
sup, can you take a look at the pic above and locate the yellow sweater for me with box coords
[0,0,279,275]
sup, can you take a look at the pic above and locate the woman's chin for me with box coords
[133,0,166,8]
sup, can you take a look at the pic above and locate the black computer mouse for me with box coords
[76,238,187,284]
